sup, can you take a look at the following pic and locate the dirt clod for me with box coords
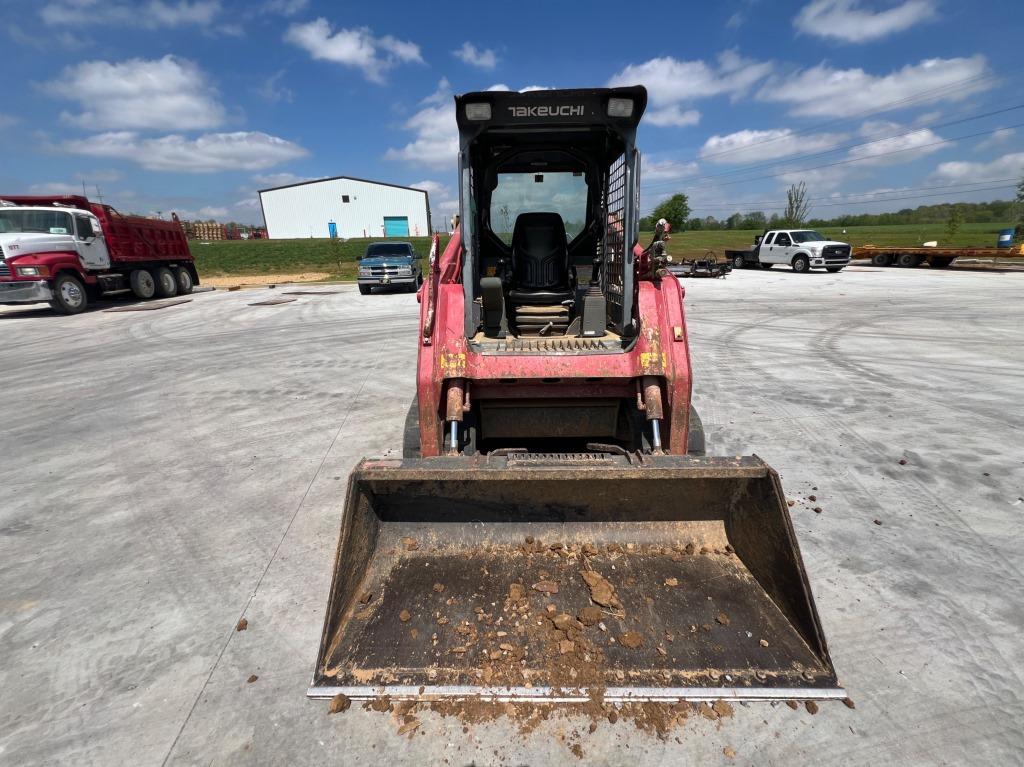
[578,606,603,626]
[716,612,731,626]
[786,700,799,710]
[432,582,445,593]
[842,697,856,709]
[873,519,883,526]
[898,458,907,465]
[508,583,525,601]
[619,631,643,649]
[724,745,737,758]
[713,700,734,719]
[399,610,411,623]
[401,537,419,551]
[813,507,822,514]
[608,708,619,724]
[328,693,352,714]
[808,495,817,502]
[580,570,622,609]
[664,577,679,587]
[759,638,769,647]
[246,674,258,683]
[397,717,421,736]
[235,618,248,632]
[805,700,819,715]
[532,580,559,595]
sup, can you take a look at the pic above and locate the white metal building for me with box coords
[258,176,431,240]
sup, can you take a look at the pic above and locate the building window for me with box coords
[342,195,350,203]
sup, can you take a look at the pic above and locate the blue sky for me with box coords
[2,0,1022,225]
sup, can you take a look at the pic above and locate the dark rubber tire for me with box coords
[154,267,177,298]
[897,253,921,268]
[175,267,194,294]
[358,284,371,295]
[872,253,893,267]
[130,269,156,299]
[792,254,811,273]
[759,263,773,270]
[49,273,88,314]
[732,255,745,269]
[826,266,844,273]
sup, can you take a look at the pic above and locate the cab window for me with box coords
[75,215,95,239]
[763,232,775,245]
[775,233,792,246]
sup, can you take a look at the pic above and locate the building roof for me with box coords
[257,176,430,195]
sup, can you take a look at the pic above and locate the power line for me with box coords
[669,178,1022,212]
[680,183,1016,215]
[642,103,1024,192]
[643,122,1024,196]
[692,67,1008,164]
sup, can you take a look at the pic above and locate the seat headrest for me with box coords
[512,212,567,251]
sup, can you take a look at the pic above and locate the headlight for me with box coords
[397,266,412,276]
[16,265,47,276]
[358,267,372,276]
[808,247,820,256]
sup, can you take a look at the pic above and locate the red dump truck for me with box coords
[0,195,197,314]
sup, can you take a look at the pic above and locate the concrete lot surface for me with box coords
[1,267,1022,765]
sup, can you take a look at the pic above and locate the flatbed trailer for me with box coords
[853,244,1024,268]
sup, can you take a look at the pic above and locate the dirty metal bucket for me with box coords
[309,454,843,703]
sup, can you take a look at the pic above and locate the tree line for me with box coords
[641,184,1024,233]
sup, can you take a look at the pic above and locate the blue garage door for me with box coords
[383,216,410,237]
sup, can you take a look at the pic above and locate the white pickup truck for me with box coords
[726,229,852,273]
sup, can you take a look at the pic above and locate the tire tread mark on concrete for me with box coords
[158,349,380,767]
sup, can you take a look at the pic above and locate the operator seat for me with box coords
[507,212,573,304]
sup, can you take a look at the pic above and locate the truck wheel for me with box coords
[896,253,921,268]
[359,284,371,295]
[792,254,810,273]
[872,253,893,267]
[759,263,773,270]
[130,269,156,299]
[175,267,194,294]
[732,254,745,269]
[49,273,88,314]
[154,267,178,298]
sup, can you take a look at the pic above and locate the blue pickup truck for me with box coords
[357,241,423,294]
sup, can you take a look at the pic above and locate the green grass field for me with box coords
[189,222,1015,279]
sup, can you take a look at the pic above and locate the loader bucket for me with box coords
[309,454,843,703]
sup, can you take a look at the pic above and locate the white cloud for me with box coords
[486,84,552,93]
[642,159,699,181]
[0,113,18,129]
[794,0,937,43]
[607,50,772,128]
[975,127,1016,152]
[284,18,423,84]
[257,70,293,103]
[699,128,848,163]
[252,172,317,187]
[259,0,308,15]
[385,82,457,169]
[758,56,992,118]
[62,131,308,172]
[847,120,943,164]
[177,205,230,219]
[454,42,497,69]
[777,166,852,191]
[930,151,1024,183]
[409,179,450,198]
[41,0,222,29]
[647,106,701,127]
[487,84,511,92]
[28,182,85,195]
[48,56,225,131]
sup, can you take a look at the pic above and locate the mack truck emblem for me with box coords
[508,105,585,118]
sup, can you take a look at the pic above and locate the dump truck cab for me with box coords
[416,87,693,457]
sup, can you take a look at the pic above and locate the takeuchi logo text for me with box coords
[508,105,585,118]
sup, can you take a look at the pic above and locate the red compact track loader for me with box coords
[310,86,843,705]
